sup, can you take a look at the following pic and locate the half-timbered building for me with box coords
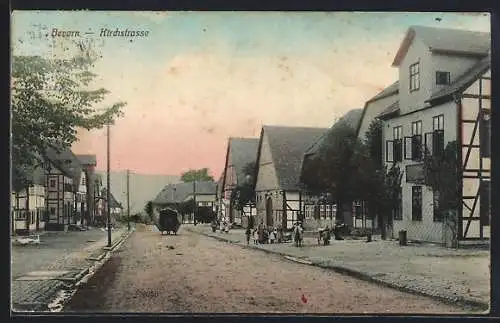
[76,154,97,226]
[220,137,259,227]
[44,147,83,231]
[11,164,47,235]
[253,125,328,230]
[380,25,490,245]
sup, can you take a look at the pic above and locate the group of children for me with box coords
[245,226,279,245]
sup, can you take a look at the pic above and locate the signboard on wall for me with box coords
[406,163,424,184]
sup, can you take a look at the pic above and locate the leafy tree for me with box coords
[361,119,404,239]
[302,121,370,221]
[11,39,126,190]
[180,168,214,183]
[423,141,460,247]
[144,201,154,222]
[230,161,257,211]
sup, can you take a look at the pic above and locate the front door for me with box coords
[266,197,273,227]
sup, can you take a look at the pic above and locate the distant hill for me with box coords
[96,171,181,214]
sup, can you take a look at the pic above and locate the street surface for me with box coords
[11,228,126,311]
[65,226,466,313]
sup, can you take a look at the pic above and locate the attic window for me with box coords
[409,62,420,92]
[436,71,450,85]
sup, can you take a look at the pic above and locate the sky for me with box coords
[11,11,490,178]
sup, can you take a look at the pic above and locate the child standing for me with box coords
[253,229,259,244]
[269,228,276,244]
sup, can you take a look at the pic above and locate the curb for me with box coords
[187,228,489,312]
[48,229,135,312]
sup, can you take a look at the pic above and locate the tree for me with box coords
[230,161,256,211]
[358,119,406,239]
[11,39,126,189]
[180,168,214,183]
[144,201,154,223]
[423,141,460,247]
[302,121,371,221]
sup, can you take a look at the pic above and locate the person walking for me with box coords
[245,227,251,245]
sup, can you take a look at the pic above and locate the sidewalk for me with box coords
[187,224,490,310]
[11,227,132,312]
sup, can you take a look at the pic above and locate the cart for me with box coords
[157,208,181,235]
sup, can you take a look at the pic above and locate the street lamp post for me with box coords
[106,121,112,247]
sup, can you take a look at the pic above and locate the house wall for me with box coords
[46,167,75,226]
[383,100,457,243]
[460,70,491,239]
[431,53,481,96]
[398,38,432,115]
[357,92,398,142]
[255,132,281,226]
[12,184,46,233]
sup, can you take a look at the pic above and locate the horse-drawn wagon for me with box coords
[157,208,181,235]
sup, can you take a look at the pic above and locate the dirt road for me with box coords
[64,227,468,313]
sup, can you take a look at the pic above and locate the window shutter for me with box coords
[386,140,394,162]
[480,114,491,158]
[480,180,490,226]
[424,132,433,156]
[404,137,412,160]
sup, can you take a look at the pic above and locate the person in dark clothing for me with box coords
[245,227,251,245]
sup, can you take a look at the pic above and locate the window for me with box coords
[436,71,450,85]
[393,126,403,162]
[411,186,422,221]
[432,115,445,156]
[50,207,56,215]
[433,190,443,222]
[50,179,56,188]
[409,62,420,92]
[411,121,423,161]
[393,187,403,220]
[82,176,86,186]
[480,181,490,226]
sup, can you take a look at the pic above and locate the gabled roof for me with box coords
[355,81,399,136]
[152,181,217,205]
[377,101,400,120]
[392,26,490,67]
[428,54,491,104]
[221,137,259,190]
[304,109,363,157]
[76,154,97,167]
[257,125,328,191]
[101,187,122,208]
[217,173,224,197]
[45,147,83,187]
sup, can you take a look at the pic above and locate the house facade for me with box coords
[380,26,490,244]
[11,165,47,235]
[254,126,327,230]
[220,137,259,227]
[44,147,83,231]
[76,154,97,226]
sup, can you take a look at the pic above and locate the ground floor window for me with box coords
[412,186,422,221]
[393,188,403,220]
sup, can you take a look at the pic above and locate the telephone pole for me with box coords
[126,169,131,231]
[193,181,197,226]
[106,122,112,247]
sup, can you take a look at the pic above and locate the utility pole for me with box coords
[193,181,197,226]
[126,169,131,231]
[106,122,112,247]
